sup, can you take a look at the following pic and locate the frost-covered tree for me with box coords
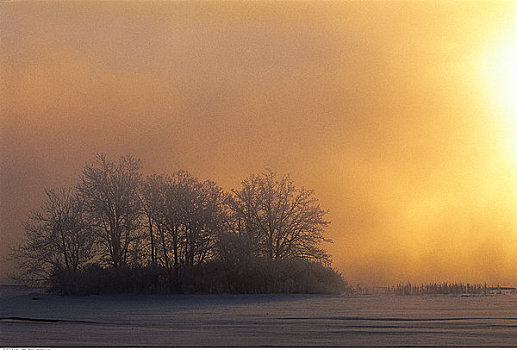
[77,154,143,268]
[142,171,227,270]
[12,188,96,285]
[229,170,331,263]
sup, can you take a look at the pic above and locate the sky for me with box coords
[1,0,517,286]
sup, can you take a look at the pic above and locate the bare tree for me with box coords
[181,177,227,266]
[142,171,227,271]
[11,188,96,285]
[141,174,175,271]
[229,170,331,263]
[77,154,143,268]
[140,174,165,266]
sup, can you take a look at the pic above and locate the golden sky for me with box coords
[1,1,516,286]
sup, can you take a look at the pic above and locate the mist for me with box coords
[1,1,516,286]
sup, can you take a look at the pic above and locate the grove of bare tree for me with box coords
[12,155,346,295]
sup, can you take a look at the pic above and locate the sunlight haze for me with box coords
[1,0,516,286]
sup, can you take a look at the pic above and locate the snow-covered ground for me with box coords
[1,285,516,346]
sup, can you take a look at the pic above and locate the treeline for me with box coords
[12,154,348,295]
[387,282,509,296]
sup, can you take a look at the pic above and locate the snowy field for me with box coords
[1,285,516,347]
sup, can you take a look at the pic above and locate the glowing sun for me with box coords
[479,8,517,160]
[481,9,517,119]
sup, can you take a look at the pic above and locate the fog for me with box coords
[1,1,516,285]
